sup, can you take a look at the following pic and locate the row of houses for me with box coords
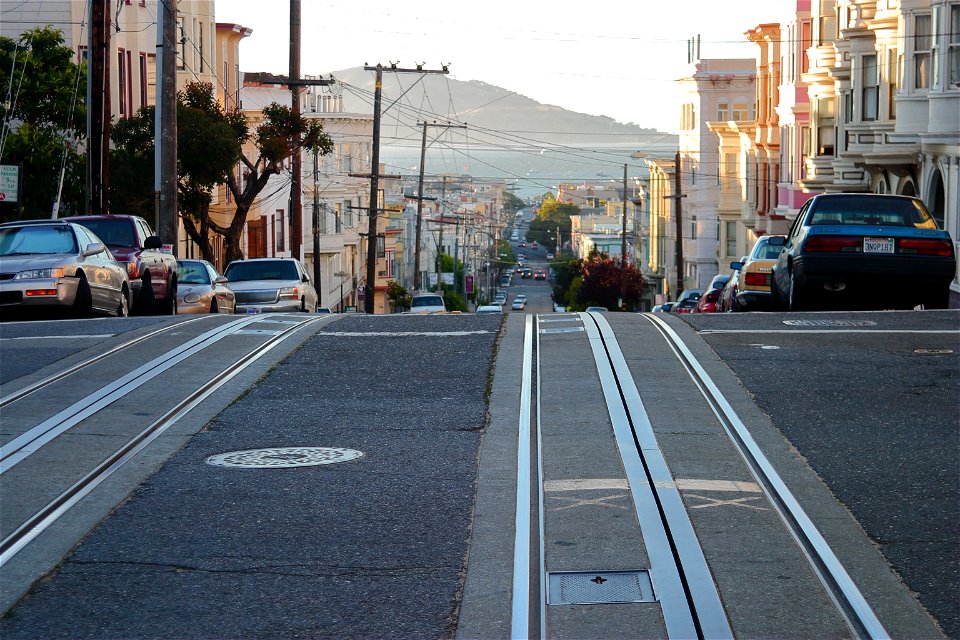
[1,1,511,312]
[636,0,959,304]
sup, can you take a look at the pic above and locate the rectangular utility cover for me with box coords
[231,329,284,336]
[547,570,655,605]
[540,327,585,334]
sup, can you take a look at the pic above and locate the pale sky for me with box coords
[218,0,795,134]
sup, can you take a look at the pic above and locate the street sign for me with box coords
[465,274,474,294]
[0,164,20,203]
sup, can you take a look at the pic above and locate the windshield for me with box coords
[177,261,211,284]
[411,295,443,307]
[751,238,784,260]
[0,226,78,256]
[807,196,937,228]
[74,219,136,246]
[224,260,300,282]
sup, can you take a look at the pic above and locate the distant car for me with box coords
[678,288,703,303]
[0,220,130,317]
[511,298,526,310]
[408,293,446,313]
[176,259,235,314]
[476,304,503,314]
[519,242,526,248]
[772,194,956,310]
[521,268,533,279]
[693,274,730,313]
[534,270,546,280]
[530,241,539,249]
[672,298,698,313]
[652,302,675,313]
[64,214,178,315]
[585,306,608,312]
[224,257,318,313]
[316,307,332,314]
[730,235,785,311]
[546,252,555,260]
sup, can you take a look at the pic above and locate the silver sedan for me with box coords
[0,220,130,317]
[176,259,236,314]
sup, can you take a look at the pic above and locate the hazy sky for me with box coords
[219,0,795,134]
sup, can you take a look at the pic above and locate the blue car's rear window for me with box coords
[807,196,937,229]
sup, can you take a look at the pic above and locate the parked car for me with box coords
[652,301,675,313]
[693,274,730,313]
[530,241,539,249]
[771,194,956,310]
[408,293,446,313]
[224,258,318,313]
[672,298,698,313]
[0,220,130,317]
[585,306,608,312]
[521,268,533,278]
[533,270,547,280]
[717,268,742,313]
[511,298,526,310]
[729,235,785,311]
[176,259,236,314]
[64,214,178,315]
[476,304,503,314]
[546,252,555,260]
[678,288,703,303]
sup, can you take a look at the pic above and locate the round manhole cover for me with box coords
[205,447,364,469]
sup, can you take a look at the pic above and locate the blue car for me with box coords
[770,194,955,310]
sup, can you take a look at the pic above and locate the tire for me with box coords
[210,298,219,314]
[136,276,155,315]
[788,275,808,312]
[117,287,130,317]
[159,277,177,315]
[73,275,93,318]
[300,298,306,313]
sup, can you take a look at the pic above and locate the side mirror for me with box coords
[213,276,228,285]
[82,242,105,257]
[730,261,743,270]
[766,236,786,246]
[301,275,309,283]
[144,235,163,250]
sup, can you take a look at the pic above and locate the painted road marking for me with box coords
[700,329,959,334]
[549,493,629,512]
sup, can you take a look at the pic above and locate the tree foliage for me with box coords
[386,280,411,311]
[526,200,578,251]
[0,27,86,220]
[502,190,524,212]
[573,252,646,311]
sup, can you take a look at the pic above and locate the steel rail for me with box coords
[0,316,208,408]
[0,316,323,568]
[643,313,890,640]
[510,314,535,640]
[0,314,275,473]
[580,312,724,639]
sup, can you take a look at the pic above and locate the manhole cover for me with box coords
[547,570,655,605]
[206,447,363,468]
[782,319,877,327]
[914,348,953,354]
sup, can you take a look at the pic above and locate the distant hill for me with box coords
[319,67,675,148]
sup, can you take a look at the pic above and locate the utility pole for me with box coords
[436,176,447,292]
[620,163,629,309]
[155,0,177,251]
[312,148,321,295]
[289,0,302,260]
[674,150,685,298]
[89,0,110,215]
[413,121,466,291]
[362,63,449,313]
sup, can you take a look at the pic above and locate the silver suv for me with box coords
[224,258,318,313]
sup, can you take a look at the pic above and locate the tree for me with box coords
[502,190,524,213]
[386,280,411,311]
[111,82,333,262]
[527,200,578,251]
[0,27,86,220]
[550,252,583,304]
[573,252,646,311]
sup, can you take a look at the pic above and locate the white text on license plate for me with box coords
[863,237,895,253]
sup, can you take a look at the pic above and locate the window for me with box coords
[950,5,960,87]
[118,49,128,116]
[724,153,737,186]
[887,48,899,117]
[732,102,750,121]
[862,54,878,120]
[177,16,186,70]
[914,14,932,89]
[377,235,386,258]
[343,200,353,227]
[275,210,285,252]
[817,97,835,155]
[198,21,204,72]
[843,89,853,124]
[725,221,737,256]
[335,203,343,234]
[717,101,729,121]
[139,53,148,107]
[77,45,88,64]
[801,20,812,73]
[690,215,698,240]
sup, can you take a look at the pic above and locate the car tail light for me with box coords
[25,289,59,296]
[704,289,721,302]
[125,260,141,278]
[744,272,771,287]
[897,238,954,257]
[804,236,862,252]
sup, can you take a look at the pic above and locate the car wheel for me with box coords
[210,298,219,314]
[300,297,306,312]
[73,274,93,318]
[160,277,177,315]
[788,275,807,312]
[117,287,130,317]
[136,276,155,315]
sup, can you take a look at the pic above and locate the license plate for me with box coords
[863,237,895,254]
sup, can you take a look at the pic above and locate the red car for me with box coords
[672,298,698,313]
[64,215,179,314]
[693,274,730,313]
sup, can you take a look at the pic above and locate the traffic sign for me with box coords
[0,164,20,204]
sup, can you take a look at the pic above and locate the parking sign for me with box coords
[0,164,19,204]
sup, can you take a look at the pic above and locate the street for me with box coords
[0,308,956,638]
